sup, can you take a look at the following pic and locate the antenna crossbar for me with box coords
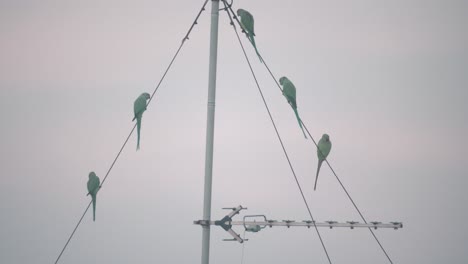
[194,206,402,244]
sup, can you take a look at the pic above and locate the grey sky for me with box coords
[1,0,467,263]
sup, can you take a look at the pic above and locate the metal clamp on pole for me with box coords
[194,220,211,227]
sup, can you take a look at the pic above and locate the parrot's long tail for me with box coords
[92,194,97,221]
[293,108,307,139]
[314,160,323,191]
[136,117,141,150]
[249,34,263,63]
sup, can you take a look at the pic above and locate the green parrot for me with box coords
[279,77,307,138]
[87,172,101,221]
[133,92,151,150]
[236,8,263,63]
[314,134,332,191]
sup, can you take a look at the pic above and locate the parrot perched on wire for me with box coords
[314,134,332,191]
[236,8,263,63]
[133,92,151,150]
[279,77,307,138]
[87,172,101,221]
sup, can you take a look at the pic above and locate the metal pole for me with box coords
[201,1,219,264]
[196,220,404,230]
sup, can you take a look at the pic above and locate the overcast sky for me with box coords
[1,0,467,263]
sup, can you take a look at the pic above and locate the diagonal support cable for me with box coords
[258,33,394,264]
[221,2,333,263]
[257,42,394,264]
[223,2,394,263]
[222,4,394,261]
[53,1,210,263]
[301,122,394,264]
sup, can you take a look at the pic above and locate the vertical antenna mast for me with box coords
[201,1,220,264]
